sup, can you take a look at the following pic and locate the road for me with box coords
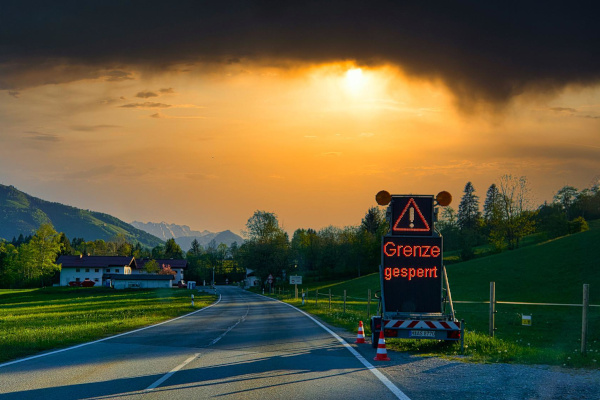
[0,286,406,400]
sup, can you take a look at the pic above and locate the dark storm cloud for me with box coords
[70,124,120,132]
[26,131,61,142]
[135,91,159,98]
[1,1,599,107]
[119,102,171,109]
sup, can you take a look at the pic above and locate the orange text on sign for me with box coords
[383,243,441,258]
[384,267,438,281]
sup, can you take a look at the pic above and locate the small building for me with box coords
[245,268,260,287]
[134,258,187,286]
[106,273,174,289]
[57,255,136,287]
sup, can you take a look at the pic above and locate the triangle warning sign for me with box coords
[392,198,431,233]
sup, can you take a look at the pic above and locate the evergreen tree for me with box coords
[457,182,482,260]
[164,238,184,259]
[483,184,502,223]
[189,238,202,257]
[457,182,481,231]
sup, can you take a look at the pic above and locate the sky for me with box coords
[1,1,599,236]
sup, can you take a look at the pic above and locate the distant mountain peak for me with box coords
[130,221,243,251]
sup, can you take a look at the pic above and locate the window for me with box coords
[75,278,80,282]
[106,269,110,273]
[95,269,99,273]
[115,269,120,273]
[94,278,99,282]
[85,268,90,272]
[76,268,80,272]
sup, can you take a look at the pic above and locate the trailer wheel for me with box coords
[371,330,379,348]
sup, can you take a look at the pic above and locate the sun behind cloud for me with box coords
[345,68,366,95]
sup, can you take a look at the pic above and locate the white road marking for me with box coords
[145,291,250,390]
[145,353,200,391]
[0,294,222,369]
[272,296,412,400]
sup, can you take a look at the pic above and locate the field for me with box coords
[269,220,600,368]
[0,287,217,364]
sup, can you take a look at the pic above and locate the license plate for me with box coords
[409,330,435,338]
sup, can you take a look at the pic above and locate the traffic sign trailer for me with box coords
[370,194,463,349]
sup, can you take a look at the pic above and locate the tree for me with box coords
[457,182,481,232]
[19,224,63,287]
[536,202,568,239]
[243,211,282,243]
[553,186,578,219]
[457,182,482,259]
[436,206,460,251]
[189,238,202,257]
[361,207,387,236]
[238,211,289,284]
[497,174,534,249]
[144,259,160,274]
[159,263,177,275]
[483,184,503,225]
[164,238,184,259]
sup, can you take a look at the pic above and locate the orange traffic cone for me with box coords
[355,321,366,344]
[373,330,391,361]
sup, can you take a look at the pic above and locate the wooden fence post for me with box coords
[582,284,589,356]
[489,282,496,338]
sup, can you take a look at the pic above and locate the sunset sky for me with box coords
[1,2,599,236]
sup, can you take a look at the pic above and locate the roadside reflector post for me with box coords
[328,289,332,310]
[191,294,194,307]
[489,282,496,338]
[302,289,305,305]
[316,289,318,306]
[367,289,371,319]
[343,290,347,313]
[582,283,589,356]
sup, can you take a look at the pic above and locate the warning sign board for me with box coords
[380,235,442,313]
[390,195,434,236]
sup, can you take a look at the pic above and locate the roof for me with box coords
[57,255,137,268]
[104,274,174,281]
[136,258,188,270]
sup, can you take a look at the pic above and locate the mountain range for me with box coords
[0,184,163,248]
[130,221,244,251]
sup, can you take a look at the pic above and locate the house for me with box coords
[57,255,136,287]
[134,258,187,286]
[245,268,260,287]
[105,273,174,289]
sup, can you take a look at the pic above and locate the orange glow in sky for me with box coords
[1,61,599,235]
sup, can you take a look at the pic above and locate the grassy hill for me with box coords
[0,184,163,248]
[446,219,600,304]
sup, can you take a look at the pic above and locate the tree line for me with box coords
[437,175,597,260]
[1,175,598,288]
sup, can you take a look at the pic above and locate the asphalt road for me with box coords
[0,286,406,400]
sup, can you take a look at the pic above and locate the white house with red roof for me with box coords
[57,255,187,288]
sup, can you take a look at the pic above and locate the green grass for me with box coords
[267,221,600,368]
[0,287,217,363]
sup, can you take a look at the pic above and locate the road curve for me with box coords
[0,286,406,400]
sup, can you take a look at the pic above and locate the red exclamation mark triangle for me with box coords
[392,198,431,232]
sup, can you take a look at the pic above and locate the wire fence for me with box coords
[266,284,599,355]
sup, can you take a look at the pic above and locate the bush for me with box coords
[568,217,589,234]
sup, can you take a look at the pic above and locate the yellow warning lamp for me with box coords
[436,191,452,207]
[375,190,392,206]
